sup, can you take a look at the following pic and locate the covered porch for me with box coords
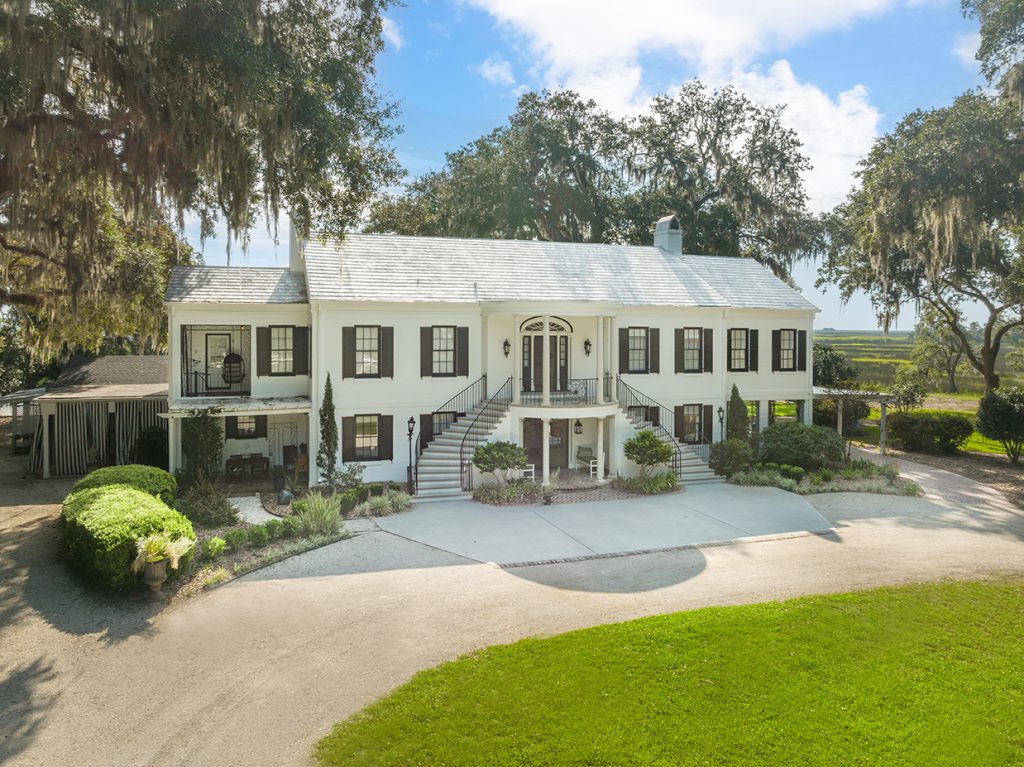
[166,396,312,481]
[509,405,620,486]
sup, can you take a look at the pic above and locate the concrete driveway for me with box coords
[376,484,832,565]
[3,456,1023,767]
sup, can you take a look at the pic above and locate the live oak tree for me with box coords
[369,84,815,279]
[912,306,967,393]
[962,0,1024,103]
[1,0,398,356]
[821,92,1024,392]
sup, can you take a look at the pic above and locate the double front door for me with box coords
[522,335,569,392]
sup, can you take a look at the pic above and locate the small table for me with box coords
[247,455,270,478]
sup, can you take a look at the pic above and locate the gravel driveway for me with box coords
[3,457,1023,766]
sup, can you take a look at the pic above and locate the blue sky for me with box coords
[187,0,985,330]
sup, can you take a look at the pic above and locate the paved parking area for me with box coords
[376,484,833,565]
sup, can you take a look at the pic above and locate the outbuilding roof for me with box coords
[302,234,818,311]
[166,266,307,304]
[53,355,169,387]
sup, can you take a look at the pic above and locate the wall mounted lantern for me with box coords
[573,419,583,435]
[583,338,592,356]
[503,338,511,357]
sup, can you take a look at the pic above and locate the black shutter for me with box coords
[225,416,238,439]
[420,327,432,377]
[702,405,713,443]
[378,415,393,461]
[294,327,310,376]
[749,330,759,372]
[256,327,270,377]
[254,415,267,439]
[674,406,684,440]
[420,413,433,450]
[703,328,714,373]
[649,328,660,374]
[341,417,356,462]
[797,330,808,371]
[380,327,394,378]
[771,329,781,372]
[456,327,470,377]
[648,406,660,426]
[342,327,356,379]
[727,329,735,372]
[674,329,684,374]
[618,328,629,373]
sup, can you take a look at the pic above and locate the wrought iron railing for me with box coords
[181,325,251,397]
[183,370,250,397]
[459,377,513,491]
[429,374,487,442]
[519,378,603,406]
[617,376,686,476]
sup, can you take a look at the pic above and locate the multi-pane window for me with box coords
[628,327,649,373]
[235,415,257,438]
[355,326,379,377]
[354,415,379,459]
[779,329,797,371]
[746,401,760,432]
[270,326,294,375]
[730,329,748,371]
[681,404,702,443]
[432,326,456,376]
[683,328,702,373]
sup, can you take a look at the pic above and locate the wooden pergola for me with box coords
[813,386,893,454]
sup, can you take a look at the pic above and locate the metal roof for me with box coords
[303,233,818,311]
[166,266,308,304]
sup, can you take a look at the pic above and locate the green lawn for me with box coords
[860,408,1007,455]
[316,580,1024,767]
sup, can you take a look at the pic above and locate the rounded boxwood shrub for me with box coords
[71,464,177,505]
[61,485,195,591]
[758,422,845,471]
[709,439,755,477]
[888,411,973,454]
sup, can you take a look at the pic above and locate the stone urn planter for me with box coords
[143,558,168,600]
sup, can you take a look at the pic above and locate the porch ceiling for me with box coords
[167,395,311,416]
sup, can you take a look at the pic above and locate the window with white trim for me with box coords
[270,326,294,375]
[683,327,702,373]
[432,326,456,376]
[628,327,649,373]
[354,415,379,460]
[779,329,797,371]
[355,326,379,377]
[730,329,748,371]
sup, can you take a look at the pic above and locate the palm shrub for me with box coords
[759,422,845,471]
[472,441,527,485]
[976,387,1024,463]
[71,464,177,505]
[293,490,343,536]
[623,430,673,478]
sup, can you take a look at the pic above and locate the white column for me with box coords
[168,417,179,474]
[837,399,845,437]
[609,316,619,401]
[542,417,551,485]
[595,315,605,404]
[541,314,551,407]
[596,416,605,480]
[605,415,616,477]
[512,315,521,405]
[42,406,50,479]
[481,315,488,379]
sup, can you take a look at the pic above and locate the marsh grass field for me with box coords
[815,329,1023,393]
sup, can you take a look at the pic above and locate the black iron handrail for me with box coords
[519,378,603,406]
[430,374,487,437]
[183,370,250,397]
[459,377,513,491]
[616,376,686,476]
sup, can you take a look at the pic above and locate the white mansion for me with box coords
[163,216,817,499]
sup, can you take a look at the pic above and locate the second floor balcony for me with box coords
[181,325,251,397]
[518,376,613,407]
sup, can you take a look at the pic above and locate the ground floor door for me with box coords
[522,418,570,471]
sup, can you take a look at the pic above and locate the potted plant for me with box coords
[131,533,195,600]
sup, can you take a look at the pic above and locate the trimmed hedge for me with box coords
[888,411,973,455]
[758,422,845,471]
[71,464,177,505]
[62,485,195,591]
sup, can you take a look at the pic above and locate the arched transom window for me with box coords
[521,316,573,333]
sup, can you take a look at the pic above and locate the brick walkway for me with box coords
[549,486,637,504]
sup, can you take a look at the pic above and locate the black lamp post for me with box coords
[717,406,725,441]
[406,416,416,492]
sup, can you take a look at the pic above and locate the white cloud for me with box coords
[382,17,405,50]
[952,31,981,70]
[477,55,516,86]
[463,0,893,209]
